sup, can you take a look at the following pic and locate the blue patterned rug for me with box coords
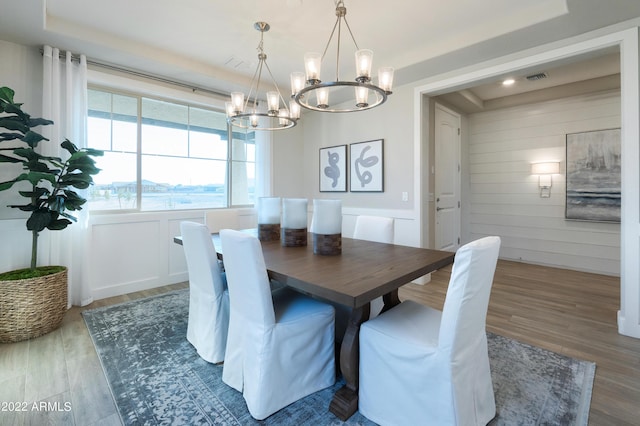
[82,289,595,425]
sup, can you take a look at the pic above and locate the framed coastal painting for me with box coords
[319,144,347,192]
[565,128,621,222]
[350,139,384,192]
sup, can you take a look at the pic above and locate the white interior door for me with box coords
[435,103,461,252]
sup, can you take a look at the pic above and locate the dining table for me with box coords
[174,230,455,420]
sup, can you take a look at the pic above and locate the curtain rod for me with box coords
[41,47,230,100]
[87,60,230,99]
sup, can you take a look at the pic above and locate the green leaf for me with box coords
[60,174,93,189]
[28,117,54,127]
[3,102,26,117]
[25,171,57,186]
[18,187,49,198]
[13,148,42,161]
[62,190,87,210]
[0,87,16,104]
[69,163,101,175]
[0,131,26,142]
[22,131,48,147]
[0,154,22,163]
[0,117,28,133]
[0,180,18,191]
[60,139,78,154]
[47,218,73,230]
[84,148,104,157]
[26,209,52,232]
[8,204,37,212]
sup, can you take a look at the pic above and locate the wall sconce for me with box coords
[531,162,560,198]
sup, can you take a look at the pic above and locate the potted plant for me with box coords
[0,86,103,343]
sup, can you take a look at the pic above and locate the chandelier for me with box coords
[291,0,394,113]
[227,22,300,131]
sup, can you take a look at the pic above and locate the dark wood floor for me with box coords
[1,260,638,425]
[400,259,640,426]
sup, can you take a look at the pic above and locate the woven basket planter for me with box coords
[0,267,68,343]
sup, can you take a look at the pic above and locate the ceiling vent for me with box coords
[526,72,548,81]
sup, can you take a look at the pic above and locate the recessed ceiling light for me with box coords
[502,78,515,86]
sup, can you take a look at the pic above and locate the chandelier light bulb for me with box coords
[250,112,259,128]
[266,91,280,115]
[355,86,369,108]
[230,92,245,114]
[289,100,301,119]
[304,52,322,84]
[316,87,329,109]
[225,102,236,117]
[378,67,394,93]
[355,49,373,82]
[278,109,290,126]
[290,72,306,97]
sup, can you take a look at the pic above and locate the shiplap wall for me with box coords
[467,89,621,276]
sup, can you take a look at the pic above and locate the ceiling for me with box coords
[0,0,638,106]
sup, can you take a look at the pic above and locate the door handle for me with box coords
[436,207,445,211]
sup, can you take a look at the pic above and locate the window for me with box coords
[87,88,255,211]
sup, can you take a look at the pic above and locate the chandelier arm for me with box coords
[321,17,341,62]
[244,57,263,112]
[342,15,360,50]
[336,16,341,81]
[252,59,265,111]
[262,60,289,111]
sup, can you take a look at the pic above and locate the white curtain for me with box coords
[41,45,93,307]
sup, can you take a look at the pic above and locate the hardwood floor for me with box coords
[1,260,638,425]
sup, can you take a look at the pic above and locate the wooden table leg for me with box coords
[329,303,369,420]
[381,288,400,314]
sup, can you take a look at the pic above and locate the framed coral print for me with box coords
[566,128,621,222]
[350,139,384,192]
[319,144,347,192]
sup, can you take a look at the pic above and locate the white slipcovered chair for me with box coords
[358,236,501,426]
[219,229,336,420]
[353,215,394,244]
[353,215,394,318]
[180,221,229,364]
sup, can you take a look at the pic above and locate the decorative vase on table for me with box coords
[310,199,342,255]
[257,197,281,241]
[0,86,103,343]
[281,198,308,247]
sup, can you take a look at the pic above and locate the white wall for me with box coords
[466,90,621,275]
[271,119,306,197]
[273,84,422,247]
[0,41,44,220]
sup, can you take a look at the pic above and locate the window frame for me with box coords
[87,84,256,213]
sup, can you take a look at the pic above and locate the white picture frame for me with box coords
[350,139,384,192]
[319,144,347,192]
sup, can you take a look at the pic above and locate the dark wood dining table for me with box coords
[175,230,455,420]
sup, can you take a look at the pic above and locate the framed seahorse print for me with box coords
[319,144,347,192]
[350,139,384,192]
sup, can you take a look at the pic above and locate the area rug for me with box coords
[82,290,595,425]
